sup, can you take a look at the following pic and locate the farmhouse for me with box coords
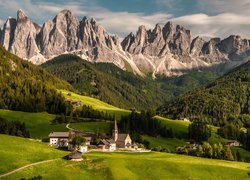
[49,131,93,149]
[227,140,240,147]
[98,139,116,151]
[65,99,83,106]
[49,132,69,147]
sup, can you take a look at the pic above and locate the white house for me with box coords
[79,145,88,153]
[98,139,116,151]
[49,132,69,147]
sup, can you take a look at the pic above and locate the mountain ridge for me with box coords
[0,9,249,76]
[157,60,250,125]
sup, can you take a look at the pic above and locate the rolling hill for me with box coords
[158,60,250,126]
[0,46,74,114]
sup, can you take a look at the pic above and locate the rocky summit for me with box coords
[0,9,250,76]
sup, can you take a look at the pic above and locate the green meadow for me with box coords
[0,110,67,139]
[59,89,131,119]
[155,116,190,138]
[70,122,112,134]
[2,144,249,180]
[0,134,68,175]
[142,135,186,152]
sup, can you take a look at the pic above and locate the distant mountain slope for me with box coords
[158,61,250,125]
[0,45,73,113]
[41,54,220,110]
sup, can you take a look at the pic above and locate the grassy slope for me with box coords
[142,135,186,152]
[59,89,130,119]
[0,110,67,139]
[70,122,112,134]
[155,116,190,138]
[0,134,68,174]
[3,151,250,180]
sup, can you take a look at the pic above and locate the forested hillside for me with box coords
[41,54,219,110]
[158,61,250,126]
[0,46,73,113]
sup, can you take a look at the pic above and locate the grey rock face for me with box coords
[11,9,40,59]
[1,17,17,51]
[39,9,79,58]
[1,9,250,76]
[121,22,250,75]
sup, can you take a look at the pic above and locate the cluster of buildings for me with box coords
[48,120,134,157]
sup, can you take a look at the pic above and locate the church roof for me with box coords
[117,134,129,141]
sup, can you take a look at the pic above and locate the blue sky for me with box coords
[0,0,250,39]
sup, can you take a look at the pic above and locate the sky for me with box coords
[0,0,250,39]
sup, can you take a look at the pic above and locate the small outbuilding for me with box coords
[67,150,83,161]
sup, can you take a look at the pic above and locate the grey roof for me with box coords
[117,134,129,142]
[68,151,82,159]
[99,139,116,145]
[49,132,69,138]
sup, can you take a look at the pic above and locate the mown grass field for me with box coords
[59,89,130,119]
[2,147,250,180]
[155,116,190,138]
[0,110,67,139]
[0,134,68,175]
[70,122,112,134]
[142,135,186,152]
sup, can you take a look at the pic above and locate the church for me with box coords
[112,120,132,148]
[99,120,132,151]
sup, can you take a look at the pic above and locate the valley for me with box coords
[0,2,249,179]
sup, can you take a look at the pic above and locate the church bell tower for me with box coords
[113,120,118,141]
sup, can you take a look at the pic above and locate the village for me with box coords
[49,120,149,161]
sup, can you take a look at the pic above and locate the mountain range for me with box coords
[1,9,250,76]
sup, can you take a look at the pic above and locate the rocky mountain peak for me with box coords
[1,9,249,76]
[17,9,28,21]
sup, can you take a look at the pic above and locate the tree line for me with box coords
[52,105,115,124]
[119,110,174,142]
[176,142,235,161]
[0,117,30,138]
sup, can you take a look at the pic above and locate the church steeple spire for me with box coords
[113,120,118,141]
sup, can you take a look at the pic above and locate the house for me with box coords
[227,140,240,147]
[67,150,83,161]
[49,131,94,149]
[98,139,116,151]
[113,120,132,148]
[49,132,69,147]
[79,145,88,153]
[180,117,190,122]
[65,99,83,106]
[73,131,94,145]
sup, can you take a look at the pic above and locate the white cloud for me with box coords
[197,0,250,15]
[169,13,250,38]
